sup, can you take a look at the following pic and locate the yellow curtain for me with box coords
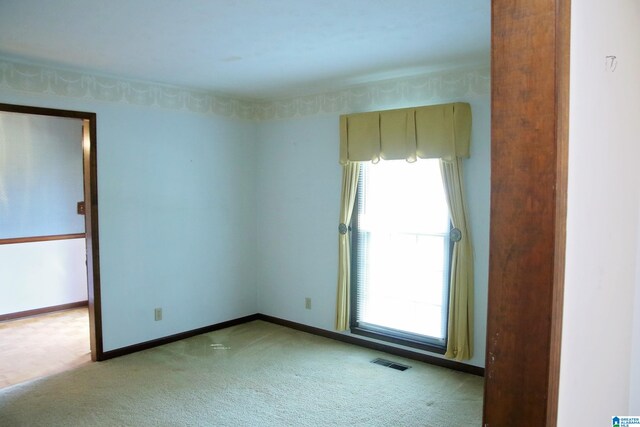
[440,158,474,361]
[337,101,473,346]
[335,162,361,331]
[340,102,471,165]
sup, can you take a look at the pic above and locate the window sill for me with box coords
[350,326,446,355]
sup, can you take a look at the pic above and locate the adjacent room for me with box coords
[0,1,491,425]
[0,111,92,388]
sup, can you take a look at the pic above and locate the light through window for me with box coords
[351,159,451,350]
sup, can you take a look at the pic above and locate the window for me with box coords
[350,159,452,352]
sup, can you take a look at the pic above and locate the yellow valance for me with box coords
[339,102,471,165]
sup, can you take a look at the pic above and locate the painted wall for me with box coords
[559,0,640,421]
[0,239,87,315]
[0,68,259,351]
[0,59,488,363]
[255,83,491,367]
[632,218,640,413]
[0,112,84,238]
[0,111,87,314]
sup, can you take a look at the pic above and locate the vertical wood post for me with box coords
[484,0,570,425]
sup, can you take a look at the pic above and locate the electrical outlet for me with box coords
[154,307,162,321]
[305,298,312,310]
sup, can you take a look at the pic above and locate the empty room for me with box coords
[0,1,489,424]
[1,0,640,426]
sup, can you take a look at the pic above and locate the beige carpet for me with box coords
[0,320,483,426]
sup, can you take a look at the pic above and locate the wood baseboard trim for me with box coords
[256,314,485,377]
[0,300,88,322]
[100,314,261,361]
[98,312,484,376]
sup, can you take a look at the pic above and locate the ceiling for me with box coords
[0,0,490,100]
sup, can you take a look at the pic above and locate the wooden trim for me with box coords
[98,312,483,376]
[83,113,104,362]
[0,103,95,120]
[101,314,261,360]
[0,103,104,363]
[0,233,85,245]
[0,300,88,322]
[484,1,570,425]
[258,314,484,377]
[350,326,446,355]
[547,0,571,423]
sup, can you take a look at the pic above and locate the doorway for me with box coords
[0,104,102,372]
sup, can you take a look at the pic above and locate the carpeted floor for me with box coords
[0,320,483,426]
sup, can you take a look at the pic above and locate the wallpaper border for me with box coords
[0,58,256,119]
[252,66,490,120]
[0,58,489,121]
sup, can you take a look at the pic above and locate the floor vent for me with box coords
[371,358,411,371]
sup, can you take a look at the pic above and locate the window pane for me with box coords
[355,159,450,341]
[360,159,450,235]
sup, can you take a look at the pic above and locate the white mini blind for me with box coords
[352,160,451,341]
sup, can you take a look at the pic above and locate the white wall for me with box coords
[96,105,258,351]
[0,239,88,315]
[255,89,490,367]
[0,59,488,362]
[0,112,84,238]
[632,219,640,413]
[0,111,87,314]
[0,71,259,351]
[559,0,640,421]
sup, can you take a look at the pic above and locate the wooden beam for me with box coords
[484,0,570,425]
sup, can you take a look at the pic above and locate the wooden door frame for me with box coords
[484,0,570,425]
[0,103,104,361]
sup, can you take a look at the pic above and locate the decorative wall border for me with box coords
[0,57,489,121]
[252,66,490,120]
[0,58,256,120]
